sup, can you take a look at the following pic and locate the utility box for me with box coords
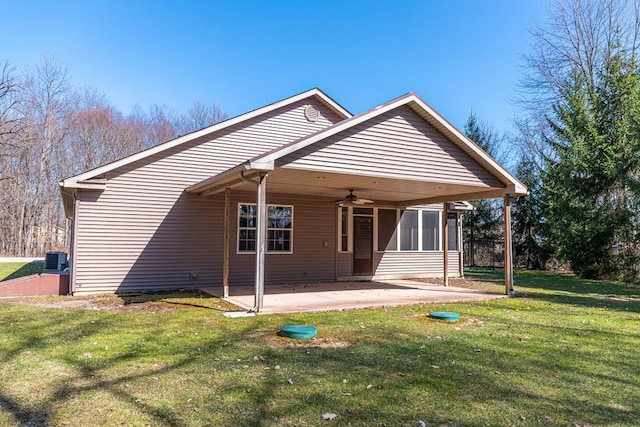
[45,252,67,271]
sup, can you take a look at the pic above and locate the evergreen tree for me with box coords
[543,54,640,279]
[463,113,501,267]
[512,156,550,269]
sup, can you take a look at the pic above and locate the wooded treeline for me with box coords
[0,58,226,256]
[466,0,640,284]
[3,0,640,286]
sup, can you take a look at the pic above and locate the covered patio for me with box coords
[189,93,527,313]
[201,279,504,314]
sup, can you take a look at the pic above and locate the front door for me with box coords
[353,216,373,275]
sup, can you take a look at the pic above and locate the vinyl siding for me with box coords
[73,99,343,293]
[227,193,336,285]
[374,251,461,278]
[278,105,503,187]
[336,252,353,277]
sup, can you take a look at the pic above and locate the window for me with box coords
[377,208,459,252]
[238,205,256,252]
[399,210,418,251]
[340,207,349,252]
[447,213,458,251]
[422,211,439,250]
[238,204,293,253]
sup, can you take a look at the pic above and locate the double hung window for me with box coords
[238,204,293,253]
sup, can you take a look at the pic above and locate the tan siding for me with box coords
[374,251,461,278]
[73,100,343,293]
[337,252,352,277]
[227,193,336,285]
[278,106,503,187]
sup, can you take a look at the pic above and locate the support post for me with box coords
[443,202,449,286]
[504,195,514,295]
[223,188,230,298]
[254,173,268,312]
[458,212,464,277]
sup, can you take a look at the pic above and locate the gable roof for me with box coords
[58,88,352,191]
[187,92,527,198]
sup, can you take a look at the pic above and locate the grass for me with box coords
[0,269,638,426]
[0,262,44,282]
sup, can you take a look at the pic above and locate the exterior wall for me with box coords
[72,99,344,294]
[278,105,503,187]
[227,192,337,285]
[337,204,464,280]
[373,251,461,278]
[336,252,352,277]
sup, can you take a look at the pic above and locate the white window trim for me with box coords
[337,206,353,253]
[438,210,443,252]
[375,208,457,253]
[347,207,461,254]
[237,203,294,254]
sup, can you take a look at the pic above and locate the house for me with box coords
[59,89,527,311]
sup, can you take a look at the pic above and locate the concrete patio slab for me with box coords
[201,279,505,314]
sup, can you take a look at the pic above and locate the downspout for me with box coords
[223,188,230,298]
[69,192,78,295]
[443,202,449,286]
[240,170,268,312]
[458,211,463,277]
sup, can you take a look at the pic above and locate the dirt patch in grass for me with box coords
[274,336,353,348]
[2,290,239,313]
[247,328,353,348]
[413,275,503,292]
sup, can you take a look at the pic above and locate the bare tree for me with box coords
[0,61,21,142]
[174,100,228,136]
[516,0,640,162]
[520,0,640,107]
[0,56,227,256]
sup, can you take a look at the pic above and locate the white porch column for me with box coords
[504,195,514,295]
[223,188,230,298]
[458,212,464,277]
[254,173,268,312]
[443,202,449,286]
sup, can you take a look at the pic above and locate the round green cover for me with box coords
[428,311,461,322]
[280,325,317,339]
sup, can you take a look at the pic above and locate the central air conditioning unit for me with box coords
[45,251,67,271]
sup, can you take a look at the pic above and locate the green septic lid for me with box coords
[428,311,461,322]
[280,325,318,339]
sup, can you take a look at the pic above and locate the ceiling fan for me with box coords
[336,189,374,205]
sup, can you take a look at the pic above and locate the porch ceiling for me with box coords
[186,166,510,205]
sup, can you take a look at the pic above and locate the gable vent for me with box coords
[304,104,320,122]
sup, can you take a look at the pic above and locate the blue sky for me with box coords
[1,0,547,133]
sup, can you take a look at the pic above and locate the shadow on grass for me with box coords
[113,289,239,312]
[0,308,260,426]
[1,271,639,426]
[1,262,44,282]
[206,321,640,426]
[0,306,638,426]
[467,268,640,313]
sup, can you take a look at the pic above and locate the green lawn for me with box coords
[0,261,44,282]
[0,269,638,426]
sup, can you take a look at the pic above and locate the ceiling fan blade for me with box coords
[359,198,374,204]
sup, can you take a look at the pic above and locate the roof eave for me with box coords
[185,159,274,195]
[247,92,528,197]
[61,88,351,185]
